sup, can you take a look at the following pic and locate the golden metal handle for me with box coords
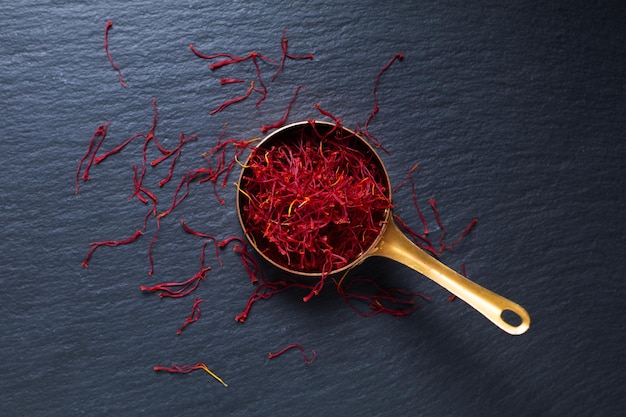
[370,220,530,335]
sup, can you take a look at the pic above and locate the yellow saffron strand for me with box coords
[234,155,250,168]
[234,182,252,201]
[197,363,228,387]
[333,267,353,288]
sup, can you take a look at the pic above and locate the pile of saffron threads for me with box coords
[238,122,393,300]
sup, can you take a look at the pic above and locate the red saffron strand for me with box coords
[209,80,256,115]
[208,50,276,70]
[146,216,161,276]
[93,133,145,165]
[141,248,210,298]
[180,220,262,285]
[130,165,159,206]
[140,266,210,298]
[219,77,245,85]
[177,298,204,335]
[336,276,430,318]
[268,344,316,364]
[218,236,262,284]
[442,218,478,253]
[271,29,314,82]
[235,277,315,323]
[188,44,240,61]
[103,20,128,87]
[126,135,151,202]
[391,162,429,235]
[145,97,170,155]
[429,198,478,255]
[75,122,110,194]
[356,52,404,152]
[372,53,404,113]
[139,185,158,205]
[150,132,196,166]
[158,131,254,215]
[190,34,311,109]
[82,229,143,268]
[180,220,222,266]
[141,241,211,298]
[429,198,447,249]
[403,164,430,235]
[195,133,258,206]
[250,54,268,107]
[189,42,276,70]
[153,362,227,387]
[157,167,212,218]
[81,124,109,183]
[392,164,477,257]
[151,132,198,187]
[188,43,276,108]
[261,85,305,133]
[312,103,343,125]
[393,214,438,257]
[94,98,167,166]
[125,100,172,201]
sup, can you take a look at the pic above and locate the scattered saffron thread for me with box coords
[151,132,198,187]
[180,220,263,284]
[335,276,431,318]
[140,268,209,298]
[356,52,404,152]
[218,236,263,285]
[94,98,168,166]
[140,244,211,298]
[261,85,305,133]
[392,164,478,257]
[268,343,316,364]
[189,45,275,108]
[75,122,111,194]
[82,229,143,268]
[177,298,204,334]
[271,29,314,82]
[210,80,256,115]
[219,77,246,85]
[146,215,161,276]
[156,132,259,216]
[153,362,228,387]
[393,162,429,235]
[104,20,128,87]
[313,103,343,125]
[189,32,312,109]
[157,168,212,218]
[234,275,317,323]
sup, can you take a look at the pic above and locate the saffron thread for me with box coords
[104,20,128,87]
[153,362,228,387]
[268,343,316,364]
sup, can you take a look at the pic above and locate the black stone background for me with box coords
[1,1,624,416]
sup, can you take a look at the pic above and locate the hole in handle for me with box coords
[501,309,523,327]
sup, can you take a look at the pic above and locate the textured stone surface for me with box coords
[1,1,624,416]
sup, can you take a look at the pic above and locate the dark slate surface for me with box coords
[1,1,624,416]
